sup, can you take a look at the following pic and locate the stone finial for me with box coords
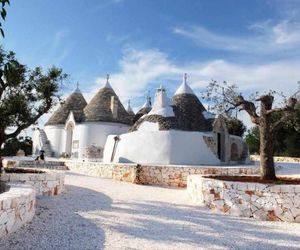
[183,73,187,85]
[75,82,80,92]
[104,74,113,89]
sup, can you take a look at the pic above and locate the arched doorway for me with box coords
[213,115,229,163]
[65,122,74,157]
[217,131,226,162]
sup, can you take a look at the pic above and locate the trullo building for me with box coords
[103,74,250,165]
[32,76,132,159]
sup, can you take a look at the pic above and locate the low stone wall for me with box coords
[1,170,65,196]
[250,155,300,163]
[187,175,300,222]
[65,161,259,188]
[64,161,114,179]
[0,184,35,236]
[3,159,67,170]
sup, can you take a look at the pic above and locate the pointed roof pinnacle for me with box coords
[174,73,195,95]
[104,74,113,89]
[127,99,134,113]
[141,91,152,108]
[75,82,81,93]
[184,72,187,84]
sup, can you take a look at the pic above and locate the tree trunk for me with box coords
[259,97,276,180]
[0,139,4,174]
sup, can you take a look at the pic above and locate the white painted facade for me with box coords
[103,130,221,165]
[137,121,159,132]
[44,125,66,156]
[71,122,130,158]
[42,122,130,158]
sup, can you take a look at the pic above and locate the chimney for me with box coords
[110,96,118,119]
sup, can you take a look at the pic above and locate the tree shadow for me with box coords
[0,184,112,250]
[91,200,300,249]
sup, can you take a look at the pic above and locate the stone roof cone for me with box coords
[127,100,135,116]
[133,93,152,122]
[83,74,132,125]
[172,73,209,131]
[46,86,87,126]
[174,73,195,95]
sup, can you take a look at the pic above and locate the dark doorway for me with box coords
[217,133,221,160]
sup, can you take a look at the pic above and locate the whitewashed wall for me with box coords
[32,129,41,155]
[103,130,221,165]
[44,125,66,157]
[43,122,130,158]
[73,122,130,158]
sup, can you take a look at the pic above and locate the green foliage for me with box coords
[225,117,246,136]
[0,47,68,145]
[246,119,300,157]
[245,127,260,154]
[1,136,32,156]
[0,0,9,37]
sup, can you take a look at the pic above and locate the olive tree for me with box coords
[205,81,298,180]
[0,0,10,37]
[0,47,67,170]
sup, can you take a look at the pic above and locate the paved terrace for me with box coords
[0,164,300,249]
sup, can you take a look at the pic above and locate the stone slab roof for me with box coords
[45,91,87,126]
[83,86,132,125]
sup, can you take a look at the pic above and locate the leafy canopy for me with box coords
[0,0,9,37]
[0,47,68,141]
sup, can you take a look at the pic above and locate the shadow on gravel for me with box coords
[94,200,300,250]
[0,184,112,250]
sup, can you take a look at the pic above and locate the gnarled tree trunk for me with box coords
[0,128,5,173]
[259,96,276,180]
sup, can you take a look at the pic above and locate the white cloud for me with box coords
[37,47,300,130]
[173,20,300,54]
[94,48,181,100]
[88,47,300,129]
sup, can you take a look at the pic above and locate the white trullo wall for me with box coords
[71,122,130,158]
[43,122,130,158]
[103,130,221,165]
[32,129,42,155]
[44,125,66,157]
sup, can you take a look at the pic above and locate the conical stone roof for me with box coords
[172,74,208,131]
[45,89,87,126]
[83,84,132,125]
[133,96,152,123]
[127,100,135,116]
[131,75,211,132]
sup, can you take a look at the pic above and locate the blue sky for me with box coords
[2,0,300,126]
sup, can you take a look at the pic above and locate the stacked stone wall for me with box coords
[250,155,300,163]
[0,184,35,236]
[3,159,67,170]
[0,170,65,196]
[65,161,259,188]
[187,175,300,222]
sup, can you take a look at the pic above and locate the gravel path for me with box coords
[1,171,300,250]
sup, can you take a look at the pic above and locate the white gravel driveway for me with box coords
[1,171,300,250]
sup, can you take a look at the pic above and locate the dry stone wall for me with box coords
[250,155,300,163]
[187,175,300,222]
[1,170,65,196]
[65,161,259,188]
[3,159,68,170]
[0,184,35,236]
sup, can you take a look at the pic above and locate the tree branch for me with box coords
[4,101,52,140]
[266,97,297,115]
[233,95,260,125]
